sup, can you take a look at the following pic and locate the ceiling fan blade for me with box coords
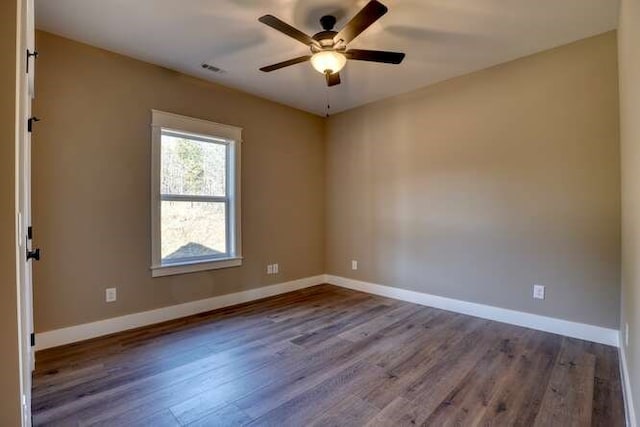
[345,49,405,64]
[260,55,312,72]
[326,72,341,87]
[334,0,388,45]
[258,15,319,47]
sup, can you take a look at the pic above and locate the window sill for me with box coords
[151,257,243,277]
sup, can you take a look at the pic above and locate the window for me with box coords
[151,110,242,277]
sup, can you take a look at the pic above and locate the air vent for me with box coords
[201,63,225,73]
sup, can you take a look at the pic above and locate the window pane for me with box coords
[161,132,226,197]
[161,201,227,263]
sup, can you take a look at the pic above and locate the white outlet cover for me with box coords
[273,264,279,274]
[352,260,358,270]
[106,288,117,303]
[533,284,545,300]
[267,265,273,274]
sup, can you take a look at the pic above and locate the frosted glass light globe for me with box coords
[310,51,347,74]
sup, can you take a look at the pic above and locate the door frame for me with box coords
[16,0,35,424]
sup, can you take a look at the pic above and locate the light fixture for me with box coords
[310,51,347,75]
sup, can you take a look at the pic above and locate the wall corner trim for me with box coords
[324,274,620,347]
[619,337,638,427]
[35,275,325,351]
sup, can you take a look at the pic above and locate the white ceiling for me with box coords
[35,0,619,115]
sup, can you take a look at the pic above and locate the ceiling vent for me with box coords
[201,63,225,74]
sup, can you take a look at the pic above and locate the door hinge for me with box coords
[26,49,38,73]
[26,248,40,262]
[30,333,35,347]
[28,116,40,133]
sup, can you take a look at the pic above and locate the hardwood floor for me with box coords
[32,284,624,426]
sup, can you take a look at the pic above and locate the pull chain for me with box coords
[325,87,331,118]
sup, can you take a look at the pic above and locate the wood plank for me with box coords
[533,338,597,427]
[102,409,181,427]
[587,342,625,426]
[169,387,229,425]
[423,328,538,425]
[245,357,383,425]
[290,303,396,347]
[337,302,423,342]
[477,331,563,426]
[185,403,252,427]
[364,322,524,425]
[309,394,380,427]
[357,315,488,409]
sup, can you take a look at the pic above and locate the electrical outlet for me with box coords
[352,260,358,270]
[266,264,279,274]
[105,288,117,303]
[626,323,630,347]
[533,284,545,300]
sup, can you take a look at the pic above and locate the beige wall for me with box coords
[32,31,325,332]
[0,0,22,424]
[33,30,621,334]
[326,32,620,329]
[619,0,640,419]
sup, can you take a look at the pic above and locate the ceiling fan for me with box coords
[258,0,405,87]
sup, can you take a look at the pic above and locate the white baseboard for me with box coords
[325,275,619,347]
[35,275,325,351]
[619,339,637,427]
[37,273,620,350]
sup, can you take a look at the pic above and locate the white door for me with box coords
[17,0,36,424]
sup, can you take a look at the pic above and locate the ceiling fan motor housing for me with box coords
[312,16,341,50]
[320,15,337,31]
[311,32,340,50]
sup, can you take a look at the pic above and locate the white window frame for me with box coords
[150,110,242,277]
